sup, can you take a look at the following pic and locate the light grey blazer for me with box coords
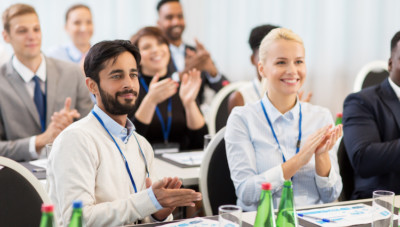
[0,56,93,161]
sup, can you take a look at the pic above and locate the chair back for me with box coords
[200,127,237,216]
[0,157,52,227]
[207,82,245,135]
[337,139,355,201]
[353,60,388,92]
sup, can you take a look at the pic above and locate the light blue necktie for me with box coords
[33,76,46,132]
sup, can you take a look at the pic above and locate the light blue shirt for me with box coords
[92,105,163,210]
[225,94,342,211]
[47,42,84,63]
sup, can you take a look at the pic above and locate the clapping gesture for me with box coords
[179,69,202,107]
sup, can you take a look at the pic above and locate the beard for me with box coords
[165,25,184,41]
[98,86,138,115]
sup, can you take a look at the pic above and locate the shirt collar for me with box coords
[169,43,186,55]
[388,77,400,100]
[93,105,135,143]
[12,54,46,83]
[66,42,84,63]
[261,93,300,123]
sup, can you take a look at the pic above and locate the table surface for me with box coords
[153,158,200,187]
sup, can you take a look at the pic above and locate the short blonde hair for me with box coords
[2,3,37,32]
[258,28,304,64]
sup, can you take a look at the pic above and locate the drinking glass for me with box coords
[372,190,395,227]
[218,205,242,227]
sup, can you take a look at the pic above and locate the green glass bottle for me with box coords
[254,183,276,227]
[69,200,83,227]
[335,113,343,125]
[276,181,298,227]
[40,204,55,227]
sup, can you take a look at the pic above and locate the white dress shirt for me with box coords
[388,77,400,100]
[225,94,342,211]
[12,54,46,159]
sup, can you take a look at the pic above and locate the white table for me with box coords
[153,157,200,187]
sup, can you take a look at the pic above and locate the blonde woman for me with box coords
[225,28,342,211]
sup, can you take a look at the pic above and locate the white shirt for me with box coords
[12,54,47,159]
[225,94,342,211]
[47,107,171,227]
[238,78,262,105]
[388,77,400,100]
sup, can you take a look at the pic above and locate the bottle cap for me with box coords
[261,183,271,190]
[72,200,83,209]
[283,180,292,187]
[336,113,343,117]
[41,204,54,213]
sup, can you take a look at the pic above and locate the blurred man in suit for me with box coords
[343,31,400,199]
[0,3,92,161]
[156,0,229,106]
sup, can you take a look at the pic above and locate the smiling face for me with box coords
[92,51,139,115]
[157,1,185,43]
[65,7,93,48]
[137,35,170,76]
[3,13,42,62]
[258,39,306,98]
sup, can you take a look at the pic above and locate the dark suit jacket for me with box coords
[343,78,400,199]
[0,57,93,161]
[167,44,229,104]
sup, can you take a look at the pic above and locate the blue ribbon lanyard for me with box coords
[91,110,149,193]
[260,101,302,163]
[139,77,172,143]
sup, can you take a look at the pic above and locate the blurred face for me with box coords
[93,51,139,115]
[2,13,42,61]
[157,2,185,42]
[65,7,93,47]
[389,41,400,86]
[258,39,306,98]
[137,35,170,75]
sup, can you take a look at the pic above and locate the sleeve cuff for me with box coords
[262,164,285,193]
[147,186,163,210]
[205,72,222,83]
[29,136,39,159]
[315,165,338,188]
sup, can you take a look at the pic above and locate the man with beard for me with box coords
[47,40,202,227]
[0,3,92,161]
[157,0,229,106]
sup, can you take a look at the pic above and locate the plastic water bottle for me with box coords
[40,204,55,227]
[335,113,343,125]
[276,180,298,227]
[69,200,83,227]
[254,183,276,227]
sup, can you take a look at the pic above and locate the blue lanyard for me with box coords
[139,77,172,143]
[260,101,302,163]
[91,110,149,193]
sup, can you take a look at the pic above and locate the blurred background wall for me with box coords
[1,0,399,116]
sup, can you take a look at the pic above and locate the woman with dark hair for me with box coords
[129,26,207,150]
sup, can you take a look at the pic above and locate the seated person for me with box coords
[157,0,229,107]
[343,31,400,199]
[47,4,93,64]
[47,40,202,227]
[0,3,92,161]
[228,24,311,114]
[225,28,342,211]
[129,27,207,150]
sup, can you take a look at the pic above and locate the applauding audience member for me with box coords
[0,3,92,161]
[47,40,202,227]
[130,27,207,151]
[156,0,229,106]
[225,28,342,211]
[343,31,400,199]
